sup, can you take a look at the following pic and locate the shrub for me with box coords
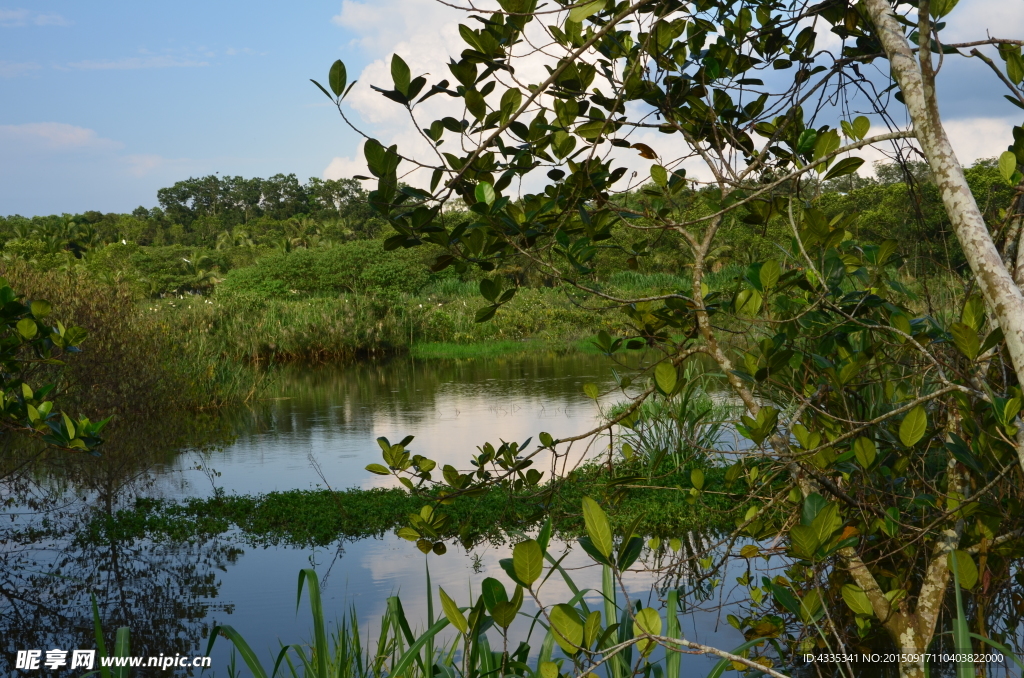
[217,240,435,298]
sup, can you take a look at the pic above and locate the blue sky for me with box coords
[1,0,1022,216]
[0,0,370,215]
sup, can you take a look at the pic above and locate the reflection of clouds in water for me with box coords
[333,536,748,672]
[171,355,617,496]
[365,392,602,490]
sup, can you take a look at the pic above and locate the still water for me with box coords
[1,352,755,676]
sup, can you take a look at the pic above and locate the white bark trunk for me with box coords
[864,0,1024,390]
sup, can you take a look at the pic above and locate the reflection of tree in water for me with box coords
[1,414,240,676]
[0,527,242,676]
[230,353,626,441]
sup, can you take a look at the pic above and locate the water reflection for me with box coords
[5,352,1003,678]
[1,353,627,674]
[174,353,625,496]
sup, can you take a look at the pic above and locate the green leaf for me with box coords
[465,89,486,119]
[391,54,411,95]
[632,607,662,656]
[948,550,978,589]
[690,468,705,491]
[583,610,601,649]
[980,327,1005,354]
[796,129,817,155]
[581,497,613,558]
[799,589,824,623]
[951,322,980,360]
[654,361,677,395]
[549,604,583,654]
[366,463,391,475]
[853,437,876,469]
[852,116,870,140]
[16,318,36,339]
[810,501,841,545]
[1007,52,1024,86]
[475,305,498,322]
[891,312,912,340]
[769,582,800,615]
[568,0,604,23]
[650,165,668,186]
[734,288,762,315]
[899,405,928,447]
[841,584,874,616]
[789,525,820,559]
[492,586,523,628]
[329,60,347,97]
[539,662,559,678]
[824,157,865,180]
[1000,151,1019,184]
[481,577,508,614]
[397,527,420,541]
[812,129,840,161]
[583,383,600,399]
[438,587,468,633]
[513,539,543,585]
[475,181,496,206]
[479,278,499,302]
[576,120,607,140]
[962,295,985,332]
[30,300,50,319]
[759,259,780,289]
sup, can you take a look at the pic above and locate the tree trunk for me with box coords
[859,3,1011,674]
[864,0,1024,390]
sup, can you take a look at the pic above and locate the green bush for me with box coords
[217,240,434,298]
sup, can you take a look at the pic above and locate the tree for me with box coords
[0,278,106,459]
[321,0,1024,675]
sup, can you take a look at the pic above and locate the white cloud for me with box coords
[324,141,373,184]
[0,8,69,27]
[326,0,578,188]
[0,122,123,151]
[943,116,1015,164]
[942,0,1024,44]
[0,60,39,77]
[67,55,208,70]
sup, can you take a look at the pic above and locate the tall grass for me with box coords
[161,286,621,363]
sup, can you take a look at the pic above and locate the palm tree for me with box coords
[181,254,222,292]
[215,227,255,250]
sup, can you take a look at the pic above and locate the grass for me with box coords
[84,461,747,548]
[154,285,626,364]
[409,340,551,360]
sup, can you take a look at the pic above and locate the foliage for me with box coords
[318,0,1024,672]
[0,272,104,454]
[85,459,738,547]
[216,240,435,298]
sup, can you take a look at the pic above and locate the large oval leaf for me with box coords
[513,539,543,586]
[632,607,662,656]
[581,497,613,558]
[899,405,927,447]
[948,550,979,590]
[654,362,677,396]
[841,584,874,616]
[438,587,467,634]
[549,604,583,654]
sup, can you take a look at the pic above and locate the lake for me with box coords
[1,351,762,676]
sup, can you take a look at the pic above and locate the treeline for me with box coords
[0,174,381,252]
[0,160,1015,298]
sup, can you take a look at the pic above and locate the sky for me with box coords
[1,0,1022,217]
